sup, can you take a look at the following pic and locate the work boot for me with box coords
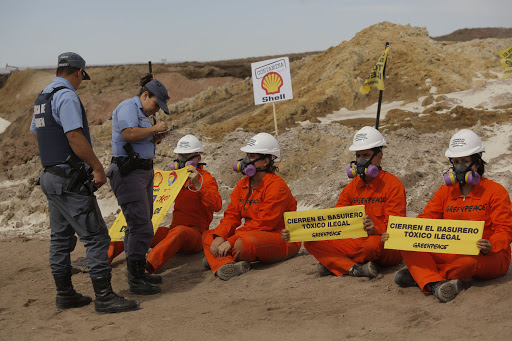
[429,280,460,303]
[217,261,250,281]
[122,262,162,284]
[394,267,417,287]
[127,259,161,295]
[91,275,139,314]
[348,261,378,278]
[203,257,211,270]
[54,273,92,310]
[317,263,335,277]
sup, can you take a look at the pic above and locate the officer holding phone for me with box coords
[108,74,170,295]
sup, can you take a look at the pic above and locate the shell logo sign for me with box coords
[251,57,293,105]
[154,172,163,187]
[261,72,283,95]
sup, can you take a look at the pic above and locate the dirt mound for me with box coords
[433,27,512,41]
[168,22,512,140]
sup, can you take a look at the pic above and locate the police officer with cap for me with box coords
[31,52,138,313]
[108,74,170,295]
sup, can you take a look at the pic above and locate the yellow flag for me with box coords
[109,168,190,242]
[498,45,512,79]
[359,46,390,94]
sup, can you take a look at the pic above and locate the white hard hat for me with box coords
[173,134,204,154]
[445,129,485,158]
[349,126,387,151]
[240,132,280,158]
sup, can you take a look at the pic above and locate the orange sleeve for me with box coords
[243,180,293,232]
[198,171,222,213]
[487,184,512,253]
[212,181,243,240]
[335,183,353,208]
[417,185,447,220]
[378,178,407,235]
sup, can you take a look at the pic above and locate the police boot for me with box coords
[91,274,139,314]
[54,272,92,310]
[122,261,162,284]
[127,259,161,295]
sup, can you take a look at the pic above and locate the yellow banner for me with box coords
[109,168,190,242]
[384,216,484,255]
[284,205,366,242]
[498,45,512,78]
[498,45,512,59]
[359,46,389,94]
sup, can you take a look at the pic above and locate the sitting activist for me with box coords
[108,135,222,274]
[283,126,405,278]
[202,133,300,280]
[384,129,512,303]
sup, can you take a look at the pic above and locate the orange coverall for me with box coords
[402,177,512,291]
[108,168,222,273]
[304,170,406,276]
[203,173,300,274]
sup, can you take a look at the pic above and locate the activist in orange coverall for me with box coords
[203,133,300,280]
[108,135,222,276]
[387,129,512,303]
[283,126,405,278]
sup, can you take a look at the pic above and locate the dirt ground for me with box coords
[2,237,512,341]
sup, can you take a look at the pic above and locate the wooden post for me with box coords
[272,102,278,136]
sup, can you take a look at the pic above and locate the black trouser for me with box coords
[107,164,154,261]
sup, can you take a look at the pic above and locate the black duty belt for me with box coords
[111,157,153,170]
[43,166,72,178]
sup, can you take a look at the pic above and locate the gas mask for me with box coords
[443,162,480,186]
[170,154,200,170]
[233,155,266,177]
[346,155,379,179]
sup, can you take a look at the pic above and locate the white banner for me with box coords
[251,57,293,105]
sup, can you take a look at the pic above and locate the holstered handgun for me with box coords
[118,143,139,176]
[65,155,96,192]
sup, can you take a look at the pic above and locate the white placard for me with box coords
[251,57,293,105]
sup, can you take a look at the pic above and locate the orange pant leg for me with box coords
[305,236,398,276]
[202,229,237,274]
[402,251,454,291]
[150,226,170,248]
[146,225,203,273]
[438,249,511,280]
[107,241,125,264]
[234,231,300,263]
[404,248,511,292]
[305,239,360,276]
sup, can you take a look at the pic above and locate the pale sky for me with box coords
[1,0,510,68]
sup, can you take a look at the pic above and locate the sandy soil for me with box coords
[2,238,512,341]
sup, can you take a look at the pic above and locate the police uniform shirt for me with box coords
[30,77,84,135]
[111,96,155,159]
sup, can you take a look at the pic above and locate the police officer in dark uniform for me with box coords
[108,74,170,295]
[31,52,138,314]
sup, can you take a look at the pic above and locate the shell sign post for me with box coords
[108,168,190,242]
[251,57,293,135]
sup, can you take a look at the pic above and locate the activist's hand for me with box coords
[381,233,389,243]
[217,241,232,257]
[210,236,225,257]
[282,229,290,242]
[477,239,491,255]
[363,215,375,235]
[188,166,201,189]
